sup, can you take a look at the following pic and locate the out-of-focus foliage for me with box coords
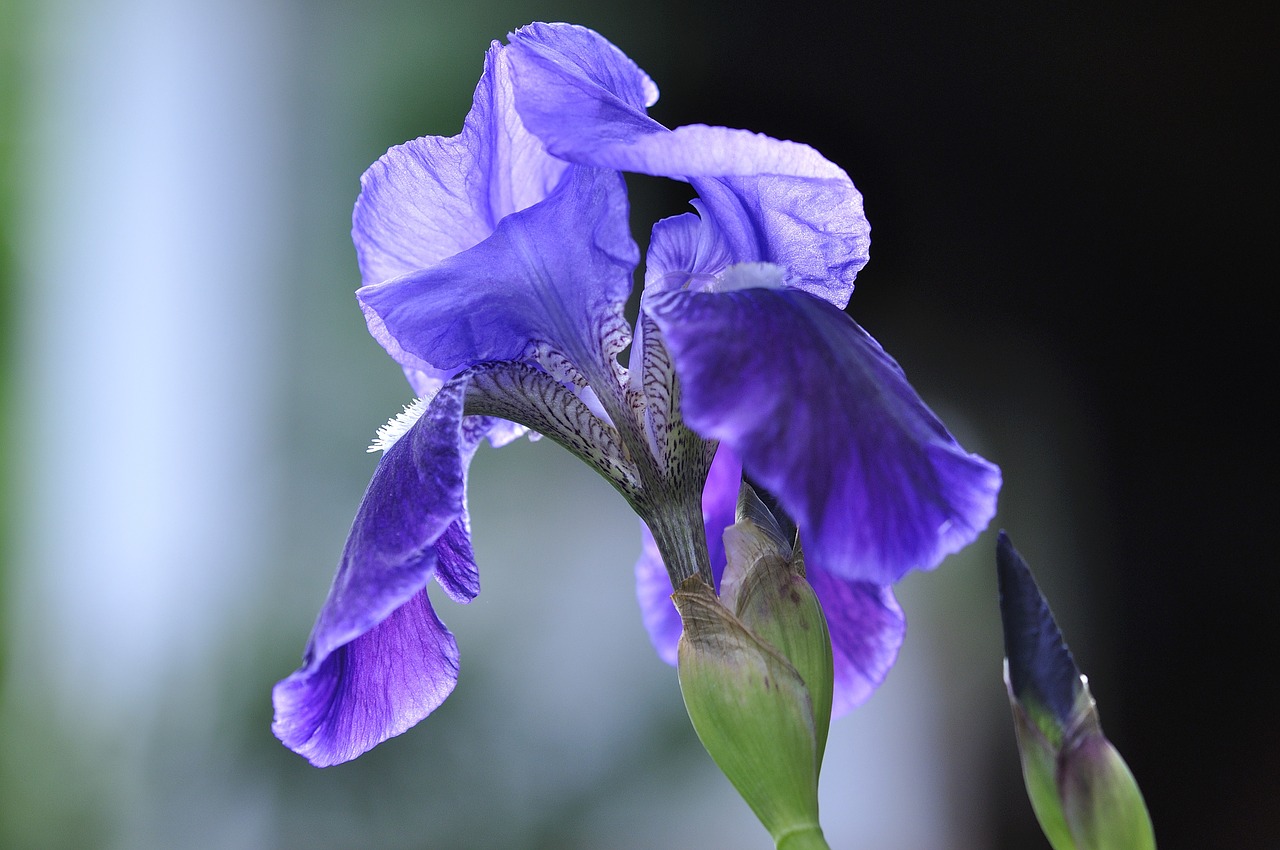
[1,0,24,710]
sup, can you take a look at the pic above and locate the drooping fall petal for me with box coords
[648,286,1001,585]
[273,379,489,765]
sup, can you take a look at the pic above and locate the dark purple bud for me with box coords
[996,531,1082,727]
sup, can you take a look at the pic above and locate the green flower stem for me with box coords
[775,825,832,850]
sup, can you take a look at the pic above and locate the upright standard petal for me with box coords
[352,39,568,288]
[357,166,637,381]
[353,35,583,380]
[647,286,1001,586]
[273,379,489,766]
[507,25,868,307]
[506,22,660,146]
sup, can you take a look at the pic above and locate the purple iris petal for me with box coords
[647,286,1001,586]
[644,208,733,292]
[353,31,638,382]
[272,379,490,766]
[427,414,494,603]
[357,165,637,379]
[352,41,568,288]
[506,23,660,143]
[686,170,867,308]
[509,26,833,180]
[507,24,868,308]
[805,570,906,717]
[273,588,458,768]
[633,531,677,664]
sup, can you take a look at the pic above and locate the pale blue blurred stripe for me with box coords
[11,0,288,844]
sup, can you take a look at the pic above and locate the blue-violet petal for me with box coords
[647,287,1001,585]
[272,378,488,765]
[352,39,568,288]
[507,25,868,307]
[357,166,637,379]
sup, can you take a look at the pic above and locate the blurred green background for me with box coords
[1,0,1270,848]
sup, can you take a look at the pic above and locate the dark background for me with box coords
[617,1,1274,845]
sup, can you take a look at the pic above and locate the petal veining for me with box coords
[645,207,733,293]
[272,587,459,767]
[357,166,637,380]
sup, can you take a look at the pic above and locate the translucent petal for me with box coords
[644,207,732,293]
[508,27,867,307]
[352,40,568,287]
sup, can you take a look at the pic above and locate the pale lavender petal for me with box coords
[805,571,906,717]
[357,166,637,379]
[352,40,568,288]
[648,287,1001,585]
[273,378,482,765]
[689,169,868,308]
[483,420,530,448]
[619,133,868,307]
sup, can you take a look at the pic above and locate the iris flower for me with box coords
[273,22,1001,767]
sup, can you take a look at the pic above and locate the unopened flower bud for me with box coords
[673,483,835,849]
[997,532,1155,850]
[1058,722,1156,850]
[722,484,835,759]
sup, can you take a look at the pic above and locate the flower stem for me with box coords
[647,504,715,587]
[774,825,832,850]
